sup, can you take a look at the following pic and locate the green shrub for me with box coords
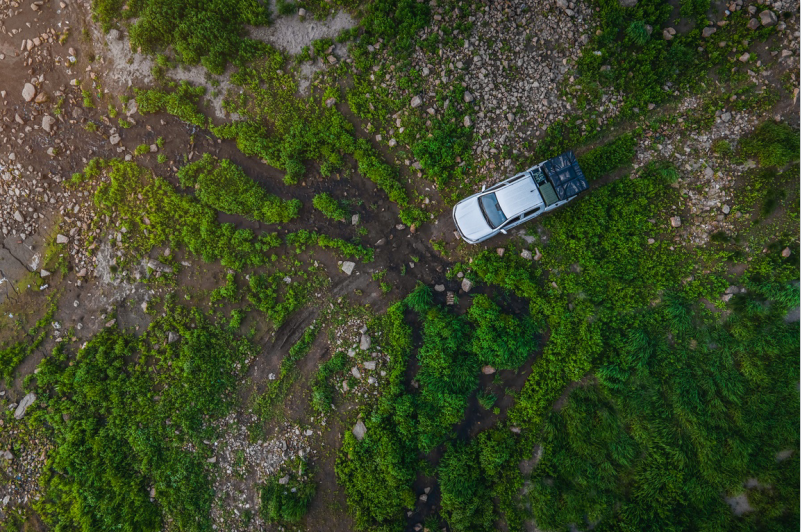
[625,21,650,46]
[135,82,209,128]
[467,295,538,370]
[404,282,433,313]
[260,461,315,523]
[92,0,271,74]
[578,133,637,180]
[739,121,800,168]
[135,144,149,156]
[177,154,301,224]
[33,306,255,532]
[312,192,349,221]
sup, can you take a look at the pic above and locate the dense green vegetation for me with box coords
[135,83,209,128]
[177,154,301,224]
[313,192,350,222]
[739,121,800,168]
[32,305,255,531]
[0,302,56,384]
[260,460,316,523]
[91,0,270,73]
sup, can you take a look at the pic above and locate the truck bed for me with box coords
[542,150,589,201]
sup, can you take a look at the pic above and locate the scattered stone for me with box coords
[463,91,474,103]
[105,319,116,328]
[109,134,121,145]
[13,210,24,223]
[14,393,36,419]
[521,249,533,260]
[147,259,173,273]
[721,112,732,122]
[781,247,791,258]
[40,269,51,278]
[297,7,306,17]
[360,334,371,350]
[759,9,777,26]
[496,248,505,256]
[434,284,445,292]
[533,248,542,261]
[352,420,367,441]
[747,18,760,30]
[663,29,674,40]
[461,278,473,292]
[168,331,180,344]
[738,52,750,62]
[702,27,717,38]
[42,115,56,133]
[351,366,362,379]
[463,115,472,127]
[351,214,360,225]
[410,95,422,108]
[341,261,355,275]
[670,216,682,228]
[363,361,377,370]
[482,365,496,375]
[56,234,69,244]
[722,205,731,214]
[22,83,36,102]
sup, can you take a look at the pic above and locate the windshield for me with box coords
[479,193,507,229]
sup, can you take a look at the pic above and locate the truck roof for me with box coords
[495,175,544,217]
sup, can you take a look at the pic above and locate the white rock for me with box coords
[22,83,36,102]
[42,115,56,133]
[341,261,355,275]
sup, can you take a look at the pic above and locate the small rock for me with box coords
[759,9,777,26]
[40,269,51,278]
[482,365,496,375]
[13,210,24,223]
[147,259,173,273]
[738,52,750,62]
[351,214,360,225]
[298,7,306,17]
[663,29,674,40]
[351,366,362,379]
[533,248,543,261]
[521,249,533,260]
[463,91,474,103]
[352,420,367,441]
[463,115,472,127]
[360,334,371,350]
[14,393,36,419]
[341,261,355,275]
[721,112,732,122]
[434,284,445,292]
[105,319,116,328]
[670,216,682,228]
[722,204,731,214]
[496,248,505,256]
[109,134,121,145]
[461,278,473,292]
[22,83,36,102]
[42,115,56,133]
[168,331,180,344]
[410,95,422,108]
[781,247,791,258]
[702,27,717,38]
[56,234,69,244]
[747,18,760,30]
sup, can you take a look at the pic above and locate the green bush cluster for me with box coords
[260,460,315,523]
[177,154,301,224]
[92,160,283,270]
[529,292,799,530]
[135,82,209,128]
[92,0,271,74]
[738,121,800,168]
[285,230,374,263]
[578,133,637,181]
[0,302,56,384]
[32,306,255,531]
[312,192,349,221]
[247,273,325,329]
[310,351,348,414]
[336,292,538,530]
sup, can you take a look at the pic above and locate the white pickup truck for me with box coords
[452,151,589,244]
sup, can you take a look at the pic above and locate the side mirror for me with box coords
[500,229,507,235]
[481,185,486,191]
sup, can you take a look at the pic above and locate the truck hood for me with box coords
[453,197,493,242]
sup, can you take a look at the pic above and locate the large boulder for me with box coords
[759,10,777,26]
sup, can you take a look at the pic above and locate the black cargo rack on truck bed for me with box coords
[542,150,589,201]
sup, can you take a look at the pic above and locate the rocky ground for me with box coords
[0,0,798,529]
